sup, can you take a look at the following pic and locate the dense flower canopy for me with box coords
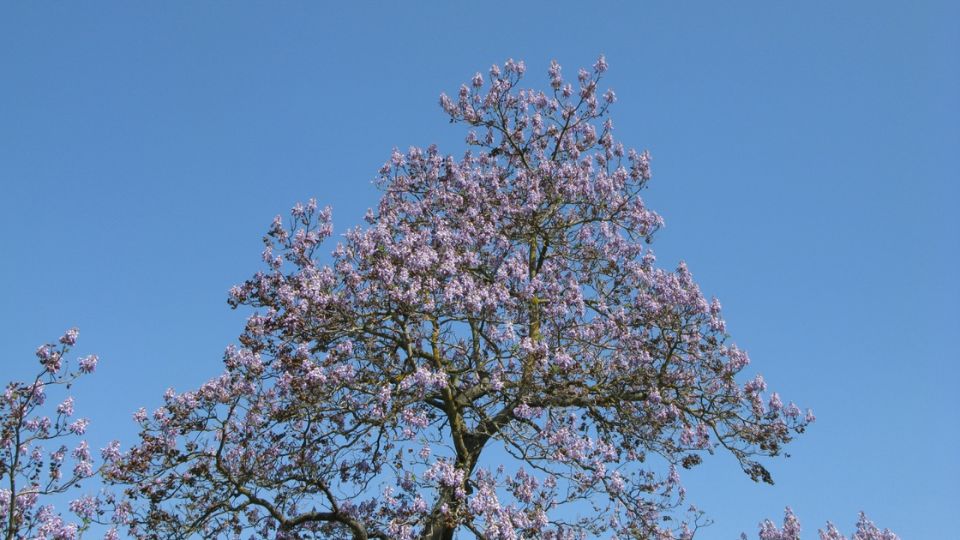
[109,57,819,539]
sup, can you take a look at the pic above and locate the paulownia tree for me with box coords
[752,508,898,540]
[109,57,866,539]
[1,329,121,540]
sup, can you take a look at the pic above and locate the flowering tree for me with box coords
[1,329,120,540]
[750,508,898,540]
[108,57,877,539]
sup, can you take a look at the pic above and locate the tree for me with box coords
[750,508,898,540]
[1,329,120,540]
[106,57,879,539]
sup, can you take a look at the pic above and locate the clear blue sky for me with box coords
[1,2,956,538]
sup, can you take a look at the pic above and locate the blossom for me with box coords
[59,328,79,346]
[101,440,122,463]
[57,397,75,417]
[77,355,98,374]
[594,54,608,73]
[68,418,89,435]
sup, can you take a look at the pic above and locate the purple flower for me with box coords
[68,495,98,520]
[101,440,122,463]
[548,60,563,89]
[57,397,74,416]
[68,418,89,435]
[594,54,608,73]
[60,328,79,346]
[78,354,98,374]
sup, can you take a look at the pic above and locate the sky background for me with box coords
[1,2,957,538]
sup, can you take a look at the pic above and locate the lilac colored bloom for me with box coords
[68,418,89,435]
[57,397,74,417]
[68,495,98,521]
[594,54,608,73]
[77,354,98,374]
[548,59,563,90]
[101,440,122,463]
[59,328,79,346]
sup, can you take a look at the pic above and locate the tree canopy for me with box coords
[111,56,813,539]
[1,57,899,540]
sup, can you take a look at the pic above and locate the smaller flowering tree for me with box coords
[0,329,121,540]
[749,508,899,540]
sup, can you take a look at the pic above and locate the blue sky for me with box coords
[1,2,957,538]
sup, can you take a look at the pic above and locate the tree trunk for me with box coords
[418,433,489,540]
